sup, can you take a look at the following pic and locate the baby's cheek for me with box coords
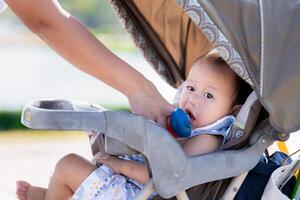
[178,96,185,108]
[198,112,216,126]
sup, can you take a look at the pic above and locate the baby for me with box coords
[16,50,244,200]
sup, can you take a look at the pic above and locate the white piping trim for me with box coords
[259,0,265,98]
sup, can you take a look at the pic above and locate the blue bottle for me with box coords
[168,108,192,138]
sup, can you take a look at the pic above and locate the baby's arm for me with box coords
[98,156,149,184]
[98,135,219,184]
[181,134,221,157]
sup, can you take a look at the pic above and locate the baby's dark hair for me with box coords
[198,50,252,105]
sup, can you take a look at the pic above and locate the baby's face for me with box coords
[179,60,237,128]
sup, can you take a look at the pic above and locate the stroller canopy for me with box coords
[109,0,300,133]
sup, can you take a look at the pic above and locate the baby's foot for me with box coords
[16,180,46,200]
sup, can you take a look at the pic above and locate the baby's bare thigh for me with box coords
[56,153,97,192]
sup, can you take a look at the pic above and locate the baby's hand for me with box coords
[92,151,110,164]
[176,137,188,145]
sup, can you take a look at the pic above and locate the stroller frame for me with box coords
[21,99,285,199]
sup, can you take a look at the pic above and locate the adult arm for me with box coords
[5,0,174,125]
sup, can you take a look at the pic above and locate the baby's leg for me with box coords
[45,153,97,199]
[16,153,97,200]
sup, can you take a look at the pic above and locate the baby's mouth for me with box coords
[185,108,196,122]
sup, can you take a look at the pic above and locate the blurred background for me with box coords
[0,1,175,199]
[0,1,299,200]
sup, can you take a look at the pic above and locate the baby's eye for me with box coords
[186,86,195,91]
[204,92,214,99]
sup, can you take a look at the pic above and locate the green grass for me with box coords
[0,111,24,130]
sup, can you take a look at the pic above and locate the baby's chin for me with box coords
[191,120,203,129]
[191,120,213,129]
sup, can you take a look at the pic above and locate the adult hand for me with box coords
[128,82,175,127]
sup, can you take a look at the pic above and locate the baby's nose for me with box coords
[188,93,201,104]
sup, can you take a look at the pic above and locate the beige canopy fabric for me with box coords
[110,0,213,87]
[131,0,213,79]
[109,0,300,132]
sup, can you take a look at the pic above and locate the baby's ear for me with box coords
[231,104,242,116]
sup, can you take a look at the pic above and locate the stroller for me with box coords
[21,0,300,199]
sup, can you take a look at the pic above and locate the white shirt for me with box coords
[0,0,7,14]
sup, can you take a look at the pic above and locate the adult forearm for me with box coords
[37,16,150,98]
[6,0,174,124]
[6,0,150,98]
